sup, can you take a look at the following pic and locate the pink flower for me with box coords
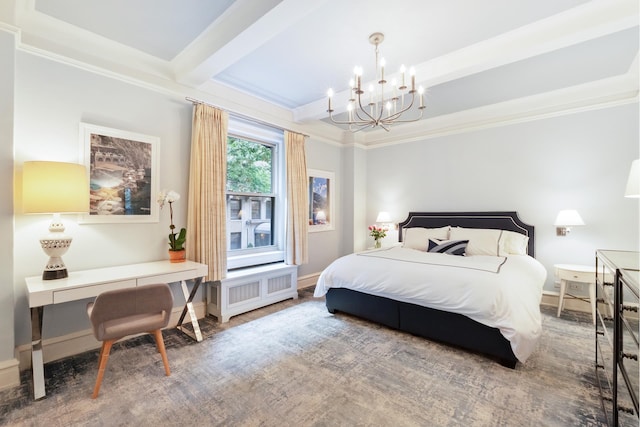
[368,224,387,240]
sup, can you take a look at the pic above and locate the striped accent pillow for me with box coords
[427,238,469,256]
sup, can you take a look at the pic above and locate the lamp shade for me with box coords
[625,159,639,198]
[23,161,89,213]
[554,209,585,226]
[376,211,391,223]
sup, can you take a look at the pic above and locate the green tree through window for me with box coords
[226,137,272,193]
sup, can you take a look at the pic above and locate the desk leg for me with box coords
[30,306,45,400]
[176,277,203,342]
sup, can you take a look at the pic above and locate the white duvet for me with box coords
[314,246,547,363]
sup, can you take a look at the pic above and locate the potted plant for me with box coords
[157,190,186,262]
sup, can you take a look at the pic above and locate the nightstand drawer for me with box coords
[557,268,594,283]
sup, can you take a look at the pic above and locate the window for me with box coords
[226,118,284,269]
[229,232,241,250]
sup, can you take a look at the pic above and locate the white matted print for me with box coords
[308,169,334,232]
[79,123,159,223]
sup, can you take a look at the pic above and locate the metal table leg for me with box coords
[30,306,45,399]
[176,277,204,342]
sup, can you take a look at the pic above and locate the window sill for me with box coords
[227,250,285,270]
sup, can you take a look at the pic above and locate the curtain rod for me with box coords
[185,97,309,138]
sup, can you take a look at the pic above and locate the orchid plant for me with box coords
[157,190,186,251]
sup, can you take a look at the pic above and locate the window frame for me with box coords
[226,118,285,270]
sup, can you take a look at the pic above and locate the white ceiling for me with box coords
[3,0,638,144]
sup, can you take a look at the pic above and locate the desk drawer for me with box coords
[53,279,136,303]
[137,270,199,286]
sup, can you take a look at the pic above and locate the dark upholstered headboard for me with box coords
[398,211,535,257]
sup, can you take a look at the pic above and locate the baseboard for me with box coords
[297,272,319,289]
[0,358,20,391]
[16,302,206,372]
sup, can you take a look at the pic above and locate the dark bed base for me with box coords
[322,211,535,369]
[326,288,518,368]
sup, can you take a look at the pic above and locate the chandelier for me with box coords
[327,32,425,132]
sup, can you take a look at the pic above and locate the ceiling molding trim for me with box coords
[360,74,638,150]
[14,1,174,81]
[172,0,284,86]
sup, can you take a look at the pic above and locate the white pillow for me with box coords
[403,226,450,251]
[499,230,529,256]
[449,227,503,256]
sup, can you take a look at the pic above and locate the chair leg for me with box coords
[92,339,114,399]
[152,329,171,376]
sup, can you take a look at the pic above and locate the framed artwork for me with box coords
[308,169,334,232]
[79,123,159,223]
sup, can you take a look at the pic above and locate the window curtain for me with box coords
[285,131,309,265]
[187,104,229,280]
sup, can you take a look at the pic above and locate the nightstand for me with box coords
[554,264,596,324]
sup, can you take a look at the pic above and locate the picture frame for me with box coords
[308,169,334,232]
[79,123,160,223]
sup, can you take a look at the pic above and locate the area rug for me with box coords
[0,290,606,426]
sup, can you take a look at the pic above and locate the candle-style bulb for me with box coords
[409,67,416,91]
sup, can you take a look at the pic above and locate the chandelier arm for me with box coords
[382,93,416,122]
[353,108,373,124]
[328,109,371,126]
[348,123,371,133]
[355,94,377,123]
[382,109,424,124]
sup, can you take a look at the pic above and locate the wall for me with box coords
[301,138,344,277]
[365,103,640,291]
[0,28,18,389]
[13,52,195,347]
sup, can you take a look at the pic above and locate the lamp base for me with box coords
[40,217,73,280]
[43,268,68,280]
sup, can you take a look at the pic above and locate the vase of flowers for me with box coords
[368,225,387,248]
[157,190,186,262]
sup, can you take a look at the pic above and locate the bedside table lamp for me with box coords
[554,209,584,236]
[22,161,89,280]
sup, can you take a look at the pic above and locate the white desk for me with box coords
[25,260,208,400]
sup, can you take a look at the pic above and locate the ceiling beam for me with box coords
[173,0,331,88]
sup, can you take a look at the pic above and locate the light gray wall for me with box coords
[343,145,368,254]
[13,52,195,346]
[365,103,639,291]
[301,138,343,277]
[0,30,16,363]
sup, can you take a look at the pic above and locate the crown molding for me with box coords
[360,73,638,149]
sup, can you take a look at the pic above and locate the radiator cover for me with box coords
[207,263,298,323]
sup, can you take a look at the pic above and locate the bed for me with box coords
[314,211,547,368]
